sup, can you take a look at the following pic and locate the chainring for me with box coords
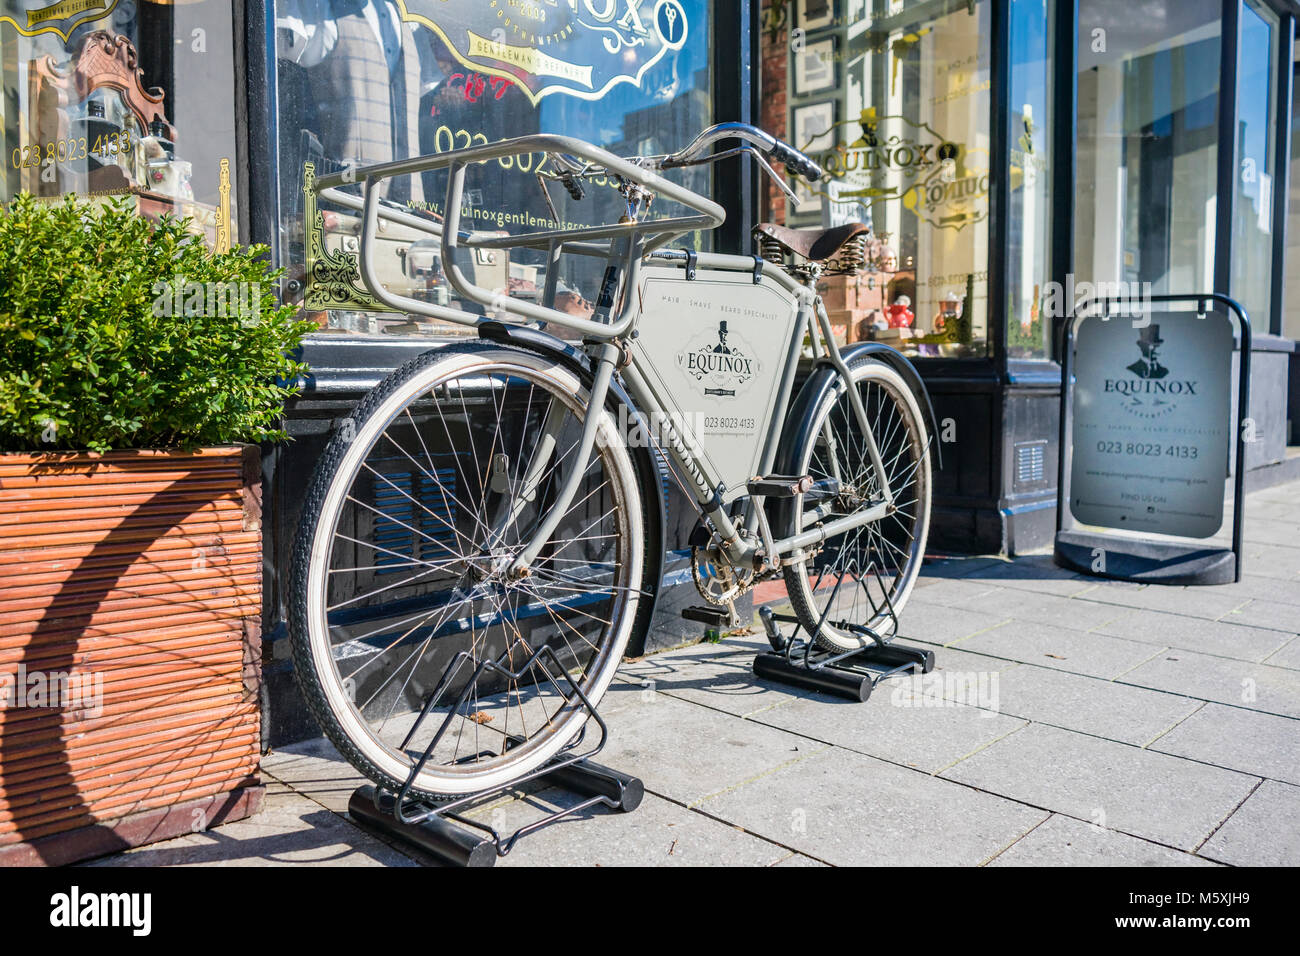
[690,545,754,606]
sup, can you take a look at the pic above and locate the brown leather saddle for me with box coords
[752,221,871,262]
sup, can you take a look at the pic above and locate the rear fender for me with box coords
[771,342,940,534]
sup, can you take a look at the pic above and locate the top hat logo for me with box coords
[677,320,757,389]
[712,321,732,354]
[1126,324,1168,379]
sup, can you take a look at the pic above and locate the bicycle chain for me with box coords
[690,543,755,606]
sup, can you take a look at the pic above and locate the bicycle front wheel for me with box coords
[781,357,931,652]
[290,343,645,799]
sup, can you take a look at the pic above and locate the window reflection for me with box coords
[1007,0,1052,360]
[274,0,714,338]
[1,0,240,248]
[1075,0,1221,309]
[1233,0,1278,328]
[787,0,993,358]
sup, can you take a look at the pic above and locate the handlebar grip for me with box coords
[766,139,824,183]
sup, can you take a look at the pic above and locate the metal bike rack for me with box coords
[347,644,642,868]
[751,592,934,704]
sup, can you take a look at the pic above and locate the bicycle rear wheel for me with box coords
[781,357,931,652]
[290,343,645,798]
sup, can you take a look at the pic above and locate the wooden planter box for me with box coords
[0,447,265,866]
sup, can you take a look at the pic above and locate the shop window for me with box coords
[784,0,993,358]
[273,0,713,337]
[1233,0,1279,329]
[1,1,242,248]
[1075,0,1221,308]
[1006,0,1052,360]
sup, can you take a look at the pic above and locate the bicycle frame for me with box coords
[310,134,893,576]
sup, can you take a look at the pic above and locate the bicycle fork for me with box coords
[504,341,622,578]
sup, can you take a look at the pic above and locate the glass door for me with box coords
[1232,0,1281,328]
[1074,0,1223,306]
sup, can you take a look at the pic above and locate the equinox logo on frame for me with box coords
[49,886,151,936]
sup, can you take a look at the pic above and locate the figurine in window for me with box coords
[932,291,963,334]
[887,294,914,329]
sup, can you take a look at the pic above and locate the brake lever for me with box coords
[751,149,800,203]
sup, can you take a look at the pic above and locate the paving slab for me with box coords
[957,555,1099,598]
[594,692,825,806]
[1091,609,1290,663]
[1210,574,1300,608]
[928,645,1026,676]
[1240,542,1300,580]
[1264,636,1300,670]
[916,556,1006,584]
[1076,584,1250,622]
[1120,650,1300,718]
[953,619,1166,680]
[86,786,419,867]
[648,658,839,718]
[751,680,1026,774]
[263,736,377,815]
[892,601,1012,646]
[1148,703,1300,785]
[982,665,1200,746]
[959,589,1130,632]
[988,814,1217,867]
[1220,598,1300,635]
[772,852,830,866]
[464,790,790,867]
[699,746,1047,866]
[1245,499,1300,521]
[620,646,828,718]
[1242,520,1300,549]
[941,723,1259,851]
[906,578,1007,608]
[1198,781,1300,866]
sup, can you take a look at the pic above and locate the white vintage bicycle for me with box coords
[290,123,935,799]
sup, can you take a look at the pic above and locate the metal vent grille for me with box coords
[1014,440,1047,488]
[369,461,458,575]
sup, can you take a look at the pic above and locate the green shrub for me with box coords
[0,193,314,453]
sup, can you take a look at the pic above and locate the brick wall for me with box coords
[759,0,789,227]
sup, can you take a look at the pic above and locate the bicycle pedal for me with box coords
[681,605,730,627]
[746,474,813,498]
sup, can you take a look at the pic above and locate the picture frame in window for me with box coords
[791,99,837,154]
[789,101,835,216]
[798,0,836,31]
[793,36,837,94]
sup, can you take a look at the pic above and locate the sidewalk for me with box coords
[92,480,1300,867]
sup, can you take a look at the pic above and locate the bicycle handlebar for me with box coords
[660,122,824,183]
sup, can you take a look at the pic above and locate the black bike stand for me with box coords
[346,644,643,868]
[752,605,935,703]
